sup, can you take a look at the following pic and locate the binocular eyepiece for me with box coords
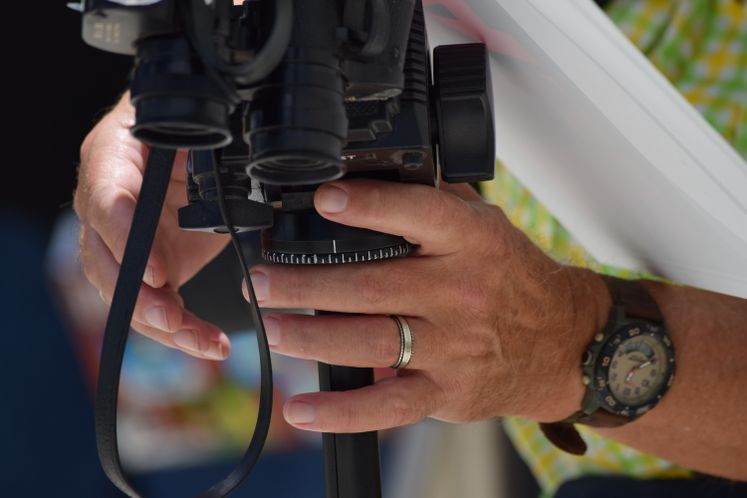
[244,48,348,185]
[130,36,235,150]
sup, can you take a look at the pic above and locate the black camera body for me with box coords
[79,0,494,264]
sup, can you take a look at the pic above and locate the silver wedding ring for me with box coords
[390,315,414,369]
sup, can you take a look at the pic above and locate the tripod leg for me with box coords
[318,363,383,498]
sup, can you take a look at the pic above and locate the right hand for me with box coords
[74,93,232,360]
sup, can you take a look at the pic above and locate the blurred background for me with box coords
[0,2,538,497]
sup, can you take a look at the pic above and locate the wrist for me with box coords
[529,267,611,422]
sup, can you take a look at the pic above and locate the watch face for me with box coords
[608,334,669,405]
[592,321,675,416]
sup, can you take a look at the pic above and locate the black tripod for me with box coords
[319,362,383,498]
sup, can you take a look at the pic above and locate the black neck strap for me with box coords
[95,146,273,497]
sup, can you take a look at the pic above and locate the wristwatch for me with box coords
[540,275,676,455]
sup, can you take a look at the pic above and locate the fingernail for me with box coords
[204,338,228,360]
[145,306,170,331]
[263,316,281,346]
[144,266,156,287]
[317,185,348,213]
[249,271,269,302]
[285,401,316,425]
[174,329,201,353]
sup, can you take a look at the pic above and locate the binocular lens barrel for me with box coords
[130,37,233,150]
[245,50,348,185]
[244,0,348,186]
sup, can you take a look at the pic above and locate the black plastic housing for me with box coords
[81,0,178,55]
[433,43,495,182]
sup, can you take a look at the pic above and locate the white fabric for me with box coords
[425,0,747,298]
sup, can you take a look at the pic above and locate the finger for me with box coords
[283,374,443,432]
[263,313,433,369]
[131,312,231,361]
[99,289,230,361]
[80,223,184,331]
[76,161,165,287]
[74,102,187,288]
[83,186,157,284]
[85,228,230,359]
[438,181,483,202]
[243,259,434,314]
[313,179,480,254]
[80,170,178,289]
[81,224,229,359]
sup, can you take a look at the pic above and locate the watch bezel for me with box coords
[587,320,675,419]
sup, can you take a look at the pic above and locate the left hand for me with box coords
[244,179,608,433]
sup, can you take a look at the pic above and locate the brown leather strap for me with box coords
[539,421,588,456]
[539,276,663,455]
[539,409,631,456]
[601,275,663,322]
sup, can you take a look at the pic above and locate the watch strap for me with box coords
[539,409,630,456]
[539,275,663,455]
[601,275,663,322]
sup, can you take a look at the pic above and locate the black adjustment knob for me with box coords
[432,43,495,183]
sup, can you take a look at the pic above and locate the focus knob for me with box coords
[433,43,495,183]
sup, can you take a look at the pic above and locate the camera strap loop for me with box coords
[95,147,174,498]
[95,146,273,498]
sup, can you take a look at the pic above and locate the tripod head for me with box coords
[76,0,495,263]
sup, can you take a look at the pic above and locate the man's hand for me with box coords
[74,94,231,360]
[245,179,610,433]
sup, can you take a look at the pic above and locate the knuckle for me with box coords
[427,191,481,242]
[387,390,415,426]
[461,334,495,363]
[477,204,512,255]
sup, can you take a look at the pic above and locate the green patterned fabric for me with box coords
[480,0,746,495]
